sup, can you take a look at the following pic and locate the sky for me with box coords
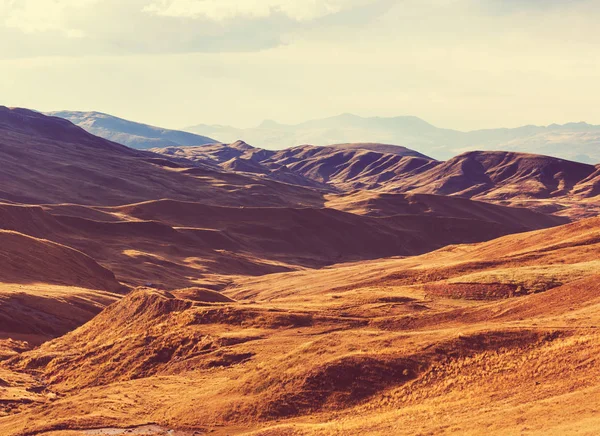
[1,0,599,130]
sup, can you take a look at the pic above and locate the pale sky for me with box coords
[1,0,599,130]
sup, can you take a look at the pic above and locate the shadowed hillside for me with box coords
[0,198,564,291]
[0,107,325,207]
[154,143,600,218]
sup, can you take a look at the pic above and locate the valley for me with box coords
[0,107,598,435]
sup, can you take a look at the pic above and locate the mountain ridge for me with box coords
[48,110,217,149]
[154,141,600,218]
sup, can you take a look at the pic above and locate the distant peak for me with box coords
[563,121,592,128]
[49,110,112,119]
[230,140,254,150]
[333,113,361,120]
[258,119,281,128]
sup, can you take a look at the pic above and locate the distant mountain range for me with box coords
[49,110,600,163]
[49,111,216,149]
[186,114,600,163]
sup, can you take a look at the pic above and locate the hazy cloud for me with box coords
[1,0,98,35]
[2,0,599,131]
[1,0,596,59]
[143,0,372,22]
[0,0,389,58]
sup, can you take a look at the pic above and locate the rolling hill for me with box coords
[0,108,566,289]
[0,223,122,354]
[3,215,600,435]
[0,107,324,207]
[0,106,599,435]
[154,142,600,218]
[387,151,596,200]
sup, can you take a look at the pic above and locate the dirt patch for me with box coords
[424,282,523,300]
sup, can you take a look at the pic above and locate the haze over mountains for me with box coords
[185,113,600,163]
[53,111,600,163]
[1,106,600,435]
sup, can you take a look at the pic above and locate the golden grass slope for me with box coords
[0,218,599,435]
[0,229,122,358]
[227,216,600,301]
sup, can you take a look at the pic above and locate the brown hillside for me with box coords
[153,143,600,218]
[254,144,436,190]
[0,230,122,293]
[3,217,600,434]
[398,150,595,199]
[0,107,324,207]
[1,199,560,290]
[1,109,599,435]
